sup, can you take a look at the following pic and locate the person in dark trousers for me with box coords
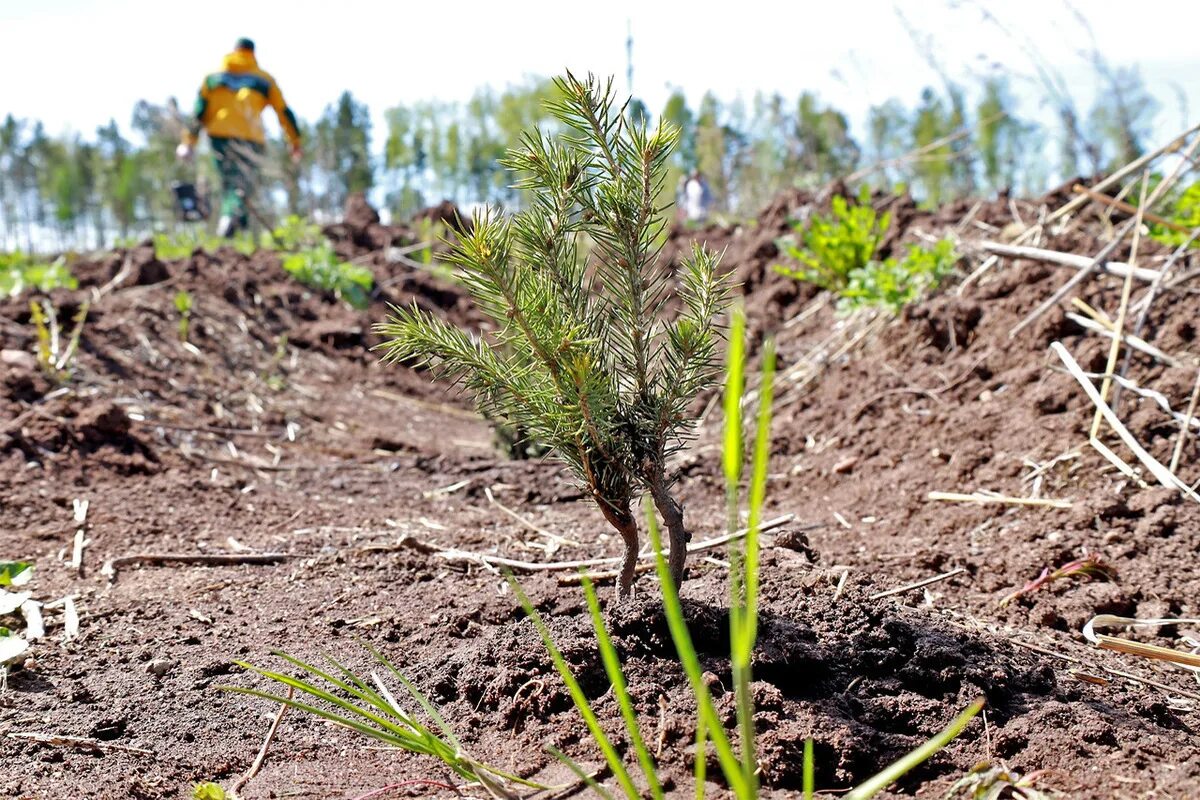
[176,38,302,237]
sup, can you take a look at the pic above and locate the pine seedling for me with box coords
[376,72,731,597]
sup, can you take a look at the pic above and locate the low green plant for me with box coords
[840,239,958,313]
[773,190,958,313]
[999,554,1116,607]
[268,214,324,251]
[281,243,374,310]
[0,253,77,298]
[775,188,890,292]
[943,762,1054,799]
[174,290,194,342]
[29,298,89,383]
[190,783,226,800]
[153,228,257,260]
[1,561,35,670]
[222,646,544,798]
[377,72,731,597]
[1148,180,1200,248]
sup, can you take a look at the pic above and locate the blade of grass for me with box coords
[509,577,642,800]
[803,738,814,800]
[694,716,708,800]
[729,338,774,792]
[582,577,664,799]
[546,745,616,800]
[844,698,984,800]
[646,508,750,798]
[723,304,746,534]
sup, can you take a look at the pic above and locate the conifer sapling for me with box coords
[376,73,731,597]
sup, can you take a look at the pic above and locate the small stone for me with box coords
[145,658,174,677]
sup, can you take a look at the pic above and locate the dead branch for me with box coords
[102,552,289,581]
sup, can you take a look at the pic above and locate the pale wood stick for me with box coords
[1009,219,1136,338]
[869,567,966,600]
[927,491,1071,509]
[232,687,292,796]
[484,487,578,546]
[1103,666,1200,703]
[963,124,1200,291]
[8,732,153,756]
[402,514,796,574]
[1170,365,1200,473]
[102,552,289,580]
[976,241,1161,282]
[1089,436,1149,488]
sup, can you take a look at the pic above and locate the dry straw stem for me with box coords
[1009,217,1137,338]
[1071,184,1193,234]
[1064,310,1181,367]
[1170,365,1200,473]
[1052,341,1200,500]
[1090,173,1148,435]
[927,491,1071,509]
[1084,614,1200,672]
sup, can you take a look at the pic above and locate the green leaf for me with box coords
[0,631,29,665]
[0,562,33,587]
[844,699,984,800]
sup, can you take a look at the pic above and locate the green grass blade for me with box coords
[360,640,466,752]
[694,716,708,800]
[722,305,746,534]
[510,577,642,800]
[582,577,664,799]
[646,508,750,798]
[232,663,429,745]
[803,738,814,800]
[546,745,616,800]
[844,699,984,800]
[220,686,440,760]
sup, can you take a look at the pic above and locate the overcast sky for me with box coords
[3,0,1199,146]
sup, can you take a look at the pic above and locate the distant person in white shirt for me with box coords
[679,170,713,224]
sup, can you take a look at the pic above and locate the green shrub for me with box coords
[0,253,77,298]
[267,215,324,251]
[774,190,958,313]
[775,188,890,292]
[281,243,374,310]
[841,238,958,313]
[1149,180,1200,248]
[153,228,257,260]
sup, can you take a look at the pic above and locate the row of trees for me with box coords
[0,68,1165,251]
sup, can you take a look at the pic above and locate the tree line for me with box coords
[0,68,1164,251]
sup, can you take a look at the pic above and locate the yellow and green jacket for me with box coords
[182,48,300,147]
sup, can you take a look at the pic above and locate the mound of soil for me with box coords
[2,190,1199,799]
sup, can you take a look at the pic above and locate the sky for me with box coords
[3,0,1200,149]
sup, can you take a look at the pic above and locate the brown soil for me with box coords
[2,191,1200,799]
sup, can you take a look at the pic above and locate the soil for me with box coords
[3,190,1200,800]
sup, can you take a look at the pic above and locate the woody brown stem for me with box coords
[599,500,640,598]
[647,475,689,590]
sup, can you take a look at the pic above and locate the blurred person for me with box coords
[678,170,713,224]
[176,38,302,237]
